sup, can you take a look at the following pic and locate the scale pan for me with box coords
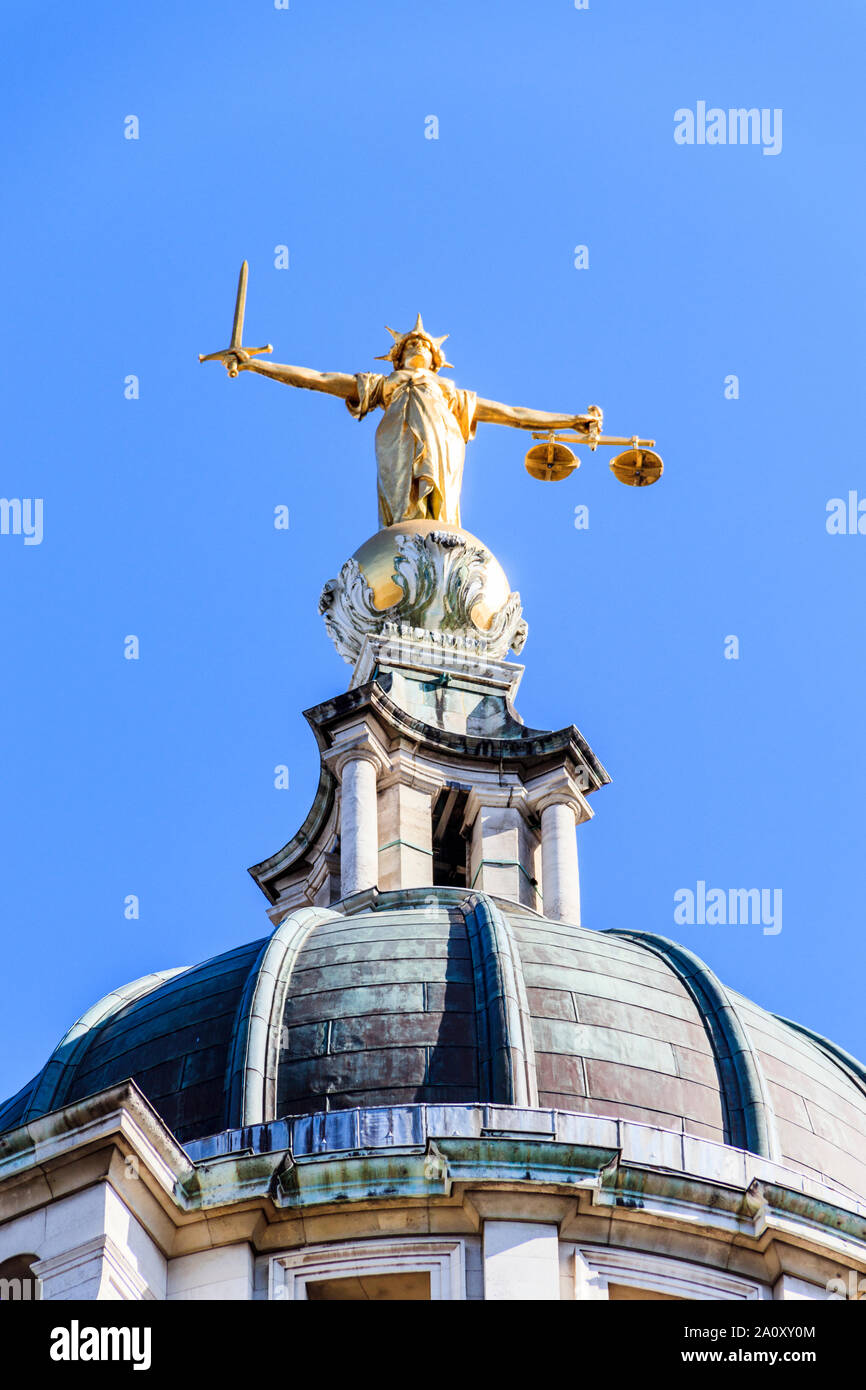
[610,447,664,487]
[524,442,579,482]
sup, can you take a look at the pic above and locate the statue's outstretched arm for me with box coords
[475,397,597,433]
[236,354,358,400]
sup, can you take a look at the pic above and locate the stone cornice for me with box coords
[463,783,534,825]
[247,677,609,905]
[316,681,610,785]
[351,630,526,704]
[2,1088,864,1274]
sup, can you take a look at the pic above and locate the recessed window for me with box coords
[432,785,469,887]
[271,1238,465,1300]
[608,1283,684,1301]
[306,1271,431,1301]
[574,1247,764,1301]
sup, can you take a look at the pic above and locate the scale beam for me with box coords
[524,424,664,487]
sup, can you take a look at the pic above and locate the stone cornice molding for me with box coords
[376,745,449,797]
[463,783,542,832]
[352,629,526,703]
[1,1088,864,1273]
[248,679,609,905]
[308,681,609,786]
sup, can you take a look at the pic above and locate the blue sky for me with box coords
[1,0,864,1101]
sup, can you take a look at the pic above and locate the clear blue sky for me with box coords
[2,0,864,1102]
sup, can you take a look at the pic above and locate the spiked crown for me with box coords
[375,312,453,370]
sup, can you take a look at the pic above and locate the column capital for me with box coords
[323,725,390,782]
[526,769,593,825]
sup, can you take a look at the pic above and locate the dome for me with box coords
[4,888,865,1204]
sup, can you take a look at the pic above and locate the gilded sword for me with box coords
[198,260,273,376]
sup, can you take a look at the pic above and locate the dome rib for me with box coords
[607,931,781,1160]
[224,905,341,1129]
[462,894,538,1107]
[22,969,186,1123]
[772,1014,866,1094]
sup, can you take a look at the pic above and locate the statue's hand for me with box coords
[574,404,603,435]
[224,349,251,377]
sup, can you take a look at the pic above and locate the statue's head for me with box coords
[376,313,453,373]
[399,334,434,370]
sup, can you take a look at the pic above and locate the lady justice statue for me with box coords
[200,263,661,530]
[235,313,604,528]
[200,263,661,666]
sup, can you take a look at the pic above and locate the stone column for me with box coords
[323,723,390,901]
[339,753,380,897]
[540,800,581,925]
[527,768,593,925]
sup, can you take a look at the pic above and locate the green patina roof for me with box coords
[2,888,865,1202]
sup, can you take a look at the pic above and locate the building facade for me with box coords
[1,519,865,1302]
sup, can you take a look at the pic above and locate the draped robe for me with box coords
[347,368,478,528]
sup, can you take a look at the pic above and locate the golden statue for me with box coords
[200,263,662,527]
